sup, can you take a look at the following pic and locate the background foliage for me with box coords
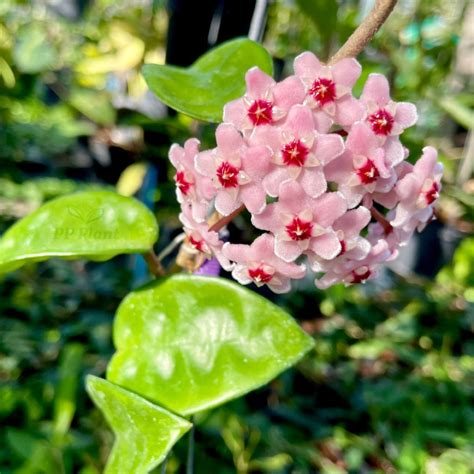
[0,0,472,472]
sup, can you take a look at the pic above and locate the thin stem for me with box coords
[329,0,398,64]
[208,204,246,233]
[370,207,393,235]
[143,250,165,277]
[157,232,186,261]
[186,419,195,474]
[161,454,168,474]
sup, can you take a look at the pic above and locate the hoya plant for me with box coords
[0,1,443,472]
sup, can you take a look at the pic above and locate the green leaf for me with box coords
[0,191,158,274]
[296,0,338,47]
[107,275,314,415]
[53,343,85,441]
[86,376,191,474]
[437,96,474,130]
[14,24,58,74]
[142,38,273,122]
[69,89,116,125]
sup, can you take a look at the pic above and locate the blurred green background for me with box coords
[0,0,473,472]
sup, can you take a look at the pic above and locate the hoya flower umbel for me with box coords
[168,51,443,293]
[195,123,272,216]
[223,67,305,134]
[222,234,306,293]
[252,181,347,262]
[250,104,344,198]
[293,52,364,129]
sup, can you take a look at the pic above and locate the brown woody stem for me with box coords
[370,207,393,235]
[143,250,166,277]
[208,204,246,233]
[329,0,398,64]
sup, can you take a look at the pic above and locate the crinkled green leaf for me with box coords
[107,275,314,415]
[86,376,191,474]
[0,191,158,274]
[142,38,273,122]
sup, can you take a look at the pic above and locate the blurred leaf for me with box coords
[116,163,148,197]
[69,89,116,125]
[425,448,474,474]
[0,57,15,88]
[295,0,338,47]
[0,191,158,274]
[14,24,58,73]
[6,429,62,473]
[75,23,145,75]
[107,275,314,415]
[86,376,191,474]
[437,96,474,130]
[53,343,85,441]
[348,340,393,359]
[143,38,273,122]
[249,453,293,471]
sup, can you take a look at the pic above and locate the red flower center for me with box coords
[189,235,204,252]
[285,217,313,241]
[350,267,372,284]
[368,109,394,136]
[355,158,380,184]
[175,171,192,195]
[338,239,347,256]
[216,161,239,188]
[281,139,309,167]
[424,181,440,205]
[247,99,273,126]
[309,77,336,106]
[248,266,273,284]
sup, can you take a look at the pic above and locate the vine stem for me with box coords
[161,454,168,474]
[186,418,195,474]
[206,0,398,234]
[370,207,393,235]
[208,205,245,233]
[329,0,398,64]
[157,232,186,261]
[143,250,166,277]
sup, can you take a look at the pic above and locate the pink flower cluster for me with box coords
[169,52,443,293]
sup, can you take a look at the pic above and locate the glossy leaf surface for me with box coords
[0,191,158,274]
[142,38,273,122]
[107,275,314,415]
[86,376,191,474]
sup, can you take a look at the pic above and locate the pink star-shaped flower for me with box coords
[360,74,418,166]
[293,52,364,132]
[252,181,347,262]
[223,67,306,134]
[179,202,230,270]
[250,104,344,198]
[169,138,216,221]
[390,146,442,229]
[195,123,272,216]
[309,206,372,273]
[222,233,306,293]
[316,239,391,289]
[324,122,397,208]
